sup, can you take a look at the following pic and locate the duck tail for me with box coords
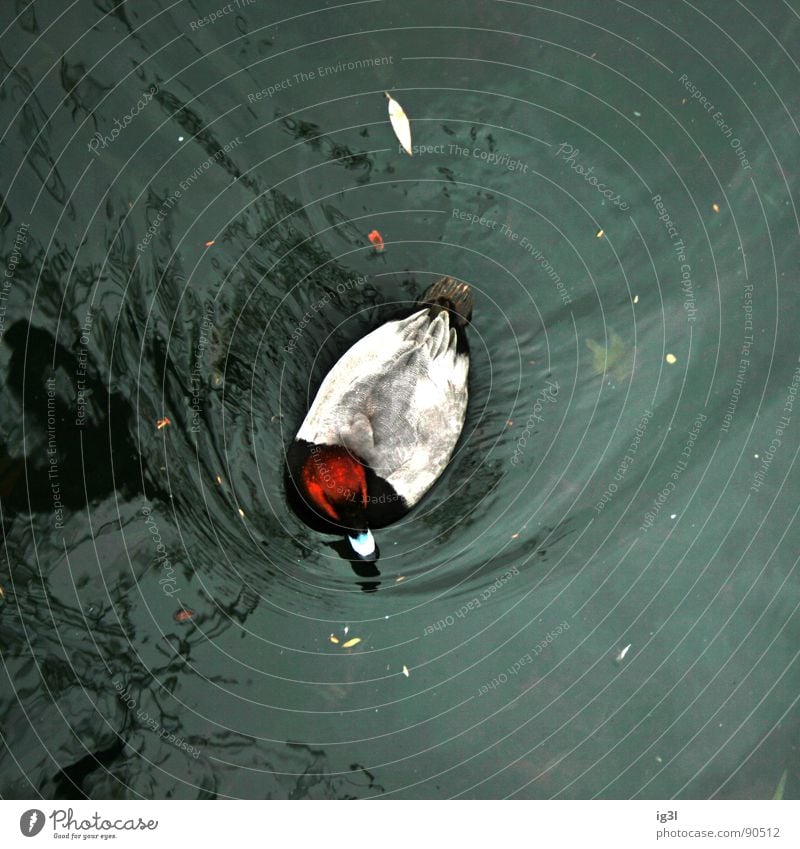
[417,277,474,329]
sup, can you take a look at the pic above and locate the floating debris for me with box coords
[215,475,223,485]
[666,353,677,364]
[615,643,632,663]
[712,203,720,213]
[342,637,361,648]
[596,229,604,238]
[395,576,406,583]
[586,332,633,381]
[204,240,216,248]
[511,533,520,539]
[343,625,349,636]
[329,635,340,645]
[174,608,194,623]
[156,417,171,430]
[773,769,788,800]
[386,92,412,155]
[237,507,245,518]
[402,665,410,677]
[368,229,385,251]
[633,295,639,304]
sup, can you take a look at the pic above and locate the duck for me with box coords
[286,276,473,560]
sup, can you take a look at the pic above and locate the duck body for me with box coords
[286,277,473,559]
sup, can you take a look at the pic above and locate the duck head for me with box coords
[296,444,377,560]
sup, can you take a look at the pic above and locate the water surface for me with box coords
[1,0,798,799]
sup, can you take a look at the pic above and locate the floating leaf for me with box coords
[156,417,171,430]
[402,665,410,677]
[385,92,412,155]
[205,240,216,247]
[342,637,361,648]
[586,332,632,381]
[368,229,384,251]
[329,635,340,644]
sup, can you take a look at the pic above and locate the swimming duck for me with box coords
[286,277,473,560]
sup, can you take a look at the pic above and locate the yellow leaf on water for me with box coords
[386,92,412,155]
[329,635,339,644]
[773,769,787,800]
[342,637,361,648]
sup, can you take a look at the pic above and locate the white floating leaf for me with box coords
[386,92,412,155]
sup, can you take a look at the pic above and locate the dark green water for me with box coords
[1,0,798,799]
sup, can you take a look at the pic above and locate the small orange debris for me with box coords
[342,637,361,648]
[156,417,171,430]
[205,240,216,247]
[174,608,194,623]
[712,203,720,213]
[368,229,384,251]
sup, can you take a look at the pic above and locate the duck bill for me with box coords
[348,529,377,561]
